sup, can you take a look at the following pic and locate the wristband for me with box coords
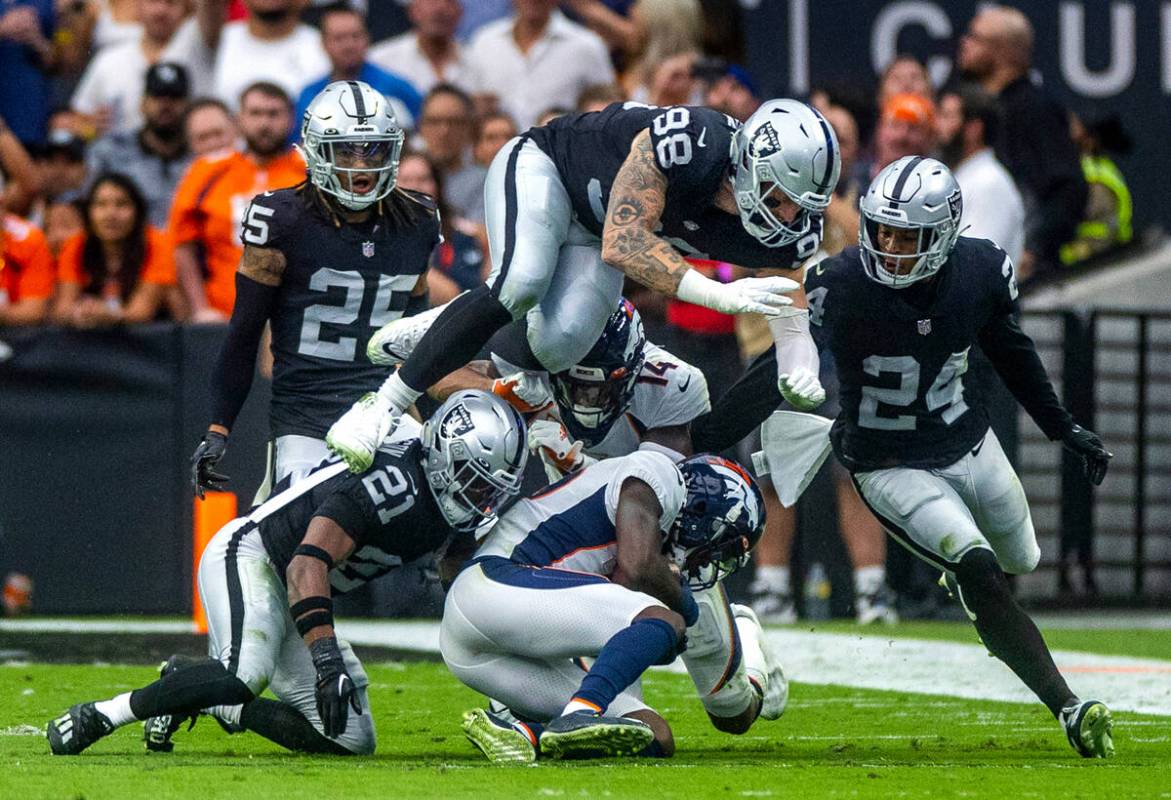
[295,610,335,637]
[293,544,334,568]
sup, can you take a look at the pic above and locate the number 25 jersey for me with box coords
[240,186,441,438]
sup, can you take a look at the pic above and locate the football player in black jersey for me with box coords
[805,156,1115,758]
[47,390,527,757]
[191,81,441,502]
[327,99,842,473]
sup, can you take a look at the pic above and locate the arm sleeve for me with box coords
[689,346,783,453]
[312,489,372,548]
[209,271,278,429]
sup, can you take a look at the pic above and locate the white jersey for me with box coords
[477,447,686,575]
[492,341,710,459]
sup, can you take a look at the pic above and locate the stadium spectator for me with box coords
[936,83,1024,263]
[168,82,302,321]
[819,102,862,254]
[454,0,507,41]
[41,200,84,257]
[417,84,483,223]
[463,0,614,130]
[295,5,422,135]
[53,172,184,326]
[868,92,935,180]
[211,0,329,110]
[0,0,56,145]
[958,4,1086,284]
[0,113,44,215]
[636,50,700,107]
[472,110,516,167]
[534,106,570,127]
[1061,115,1134,266]
[877,53,933,108]
[89,0,144,51]
[26,129,86,228]
[621,0,701,100]
[86,62,194,229]
[184,97,237,156]
[561,0,638,60]
[368,0,470,97]
[704,63,760,122]
[71,0,217,136]
[575,82,625,113]
[395,149,485,305]
[0,171,55,326]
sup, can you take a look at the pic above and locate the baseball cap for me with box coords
[882,93,935,128]
[40,128,86,161]
[145,62,190,98]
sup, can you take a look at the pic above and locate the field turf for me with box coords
[2,624,1168,800]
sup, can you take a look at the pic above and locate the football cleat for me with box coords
[539,710,654,760]
[732,604,789,720]
[1061,699,1114,758]
[748,581,797,625]
[855,585,900,625]
[461,708,538,764]
[47,702,115,755]
[327,392,399,473]
[143,654,203,752]
[366,301,448,366]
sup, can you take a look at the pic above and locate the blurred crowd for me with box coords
[0,1,1138,618]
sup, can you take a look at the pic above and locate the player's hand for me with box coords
[528,419,585,473]
[327,392,398,473]
[778,366,826,411]
[493,372,554,415]
[715,276,800,316]
[309,637,362,739]
[1062,425,1112,485]
[191,430,229,498]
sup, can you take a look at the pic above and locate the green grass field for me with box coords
[3,623,1169,800]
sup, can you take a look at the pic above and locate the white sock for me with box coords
[93,692,136,728]
[854,565,886,596]
[376,370,422,411]
[735,615,766,685]
[561,698,601,716]
[205,703,243,726]
[753,565,791,594]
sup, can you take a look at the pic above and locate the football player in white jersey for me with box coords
[441,451,770,762]
[373,298,791,739]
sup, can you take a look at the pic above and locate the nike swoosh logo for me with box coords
[971,440,984,457]
[678,375,692,393]
[815,262,826,275]
[697,128,707,148]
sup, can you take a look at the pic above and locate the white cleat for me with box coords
[367,300,450,366]
[732,603,789,720]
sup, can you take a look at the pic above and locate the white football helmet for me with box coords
[300,80,404,210]
[422,390,528,531]
[730,99,840,247]
[859,155,962,288]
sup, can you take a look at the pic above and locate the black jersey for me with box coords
[806,237,1072,471]
[240,186,441,438]
[256,439,454,594]
[526,103,819,269]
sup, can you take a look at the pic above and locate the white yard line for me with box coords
[4,618,1170,716]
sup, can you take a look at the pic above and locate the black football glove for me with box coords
[191,431,229,498]
[310,637,362,738]
[1062,424,1112,486]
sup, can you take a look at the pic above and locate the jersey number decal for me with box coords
[638,360,678,386]
[300,269,418,361]
[806,285,828,326]
[652,108,693,168]
[858,350,970,430]
[242,203,275,246]
[362,464,416,523]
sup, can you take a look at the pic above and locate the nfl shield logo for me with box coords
[361,241,375,258]
[917,319,932,336]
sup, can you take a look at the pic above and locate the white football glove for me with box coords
[676,270,799,316]
[492,372,554,415]
[778,365,826,412]
[326,392,400,473]
[528,419,594,479]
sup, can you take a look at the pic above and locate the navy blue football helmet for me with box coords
[550,298,646,447]
[668,455,766,590]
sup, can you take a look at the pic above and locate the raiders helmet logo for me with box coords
[750,124,781,158]
[947,189,963,222]
[441,406,475,438]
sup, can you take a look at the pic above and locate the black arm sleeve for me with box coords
[312,490,370,548]
[405,290,429,316]
[977,311,1072,440]
[209,272,279,429]
[690,346,783,453]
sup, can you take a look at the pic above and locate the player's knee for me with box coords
[1000,539,1041,576]
[634,606,687,643]
[337,725,376,756]
[953,548,1011,614]
[493,277,542,319]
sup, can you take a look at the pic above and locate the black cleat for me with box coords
[539,710,654,760]
[1061,699,1114,758]
[47,702,115,755]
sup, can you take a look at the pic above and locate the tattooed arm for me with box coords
[600,129,693,294]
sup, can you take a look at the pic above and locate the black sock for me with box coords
[398,284,514,392]
[128,658,253,720]
[953,549,1076,717]
[239,698,352,755]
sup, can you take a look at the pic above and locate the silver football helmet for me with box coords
[730,99,840,247]
[422,389,528,531]
[859,156,962,288]
[300,80,404,210]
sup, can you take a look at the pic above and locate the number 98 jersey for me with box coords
[240,186,441,438]
[526,103,820,269]
[805,238,1021,471]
